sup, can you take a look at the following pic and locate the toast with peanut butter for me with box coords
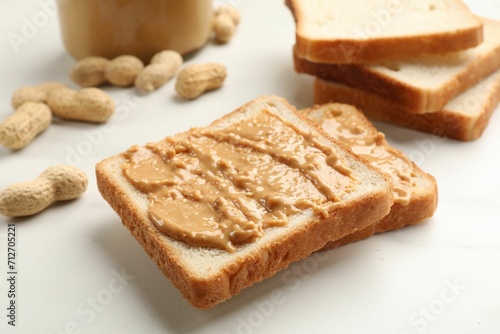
[96,95,393,309]
[301,103,438,250]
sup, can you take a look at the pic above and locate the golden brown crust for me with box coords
[294,28,483,65]
[294,50,427,111]
[313,78,500,141]
[286,0,483,64]
[467,81,500,140]
[95,96,394,309]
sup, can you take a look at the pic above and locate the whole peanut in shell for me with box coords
[0,102,52,150]
[175,63,227,100]
[69,57,111,87]
[46,87,115,123]
[213,6,241,43]
[135,50,183,93]
[11,82,66,109]
[0,165,88,217]
[105,55,144,87]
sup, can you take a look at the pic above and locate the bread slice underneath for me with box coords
[96,96,393,309]
[313,69,500,141]
[294,18,500,113]
[286,0,483,64]
[301,103,438,251]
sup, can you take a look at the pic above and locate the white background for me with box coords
[1,0,499,333]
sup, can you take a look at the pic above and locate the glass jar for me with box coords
[57,0,214,63]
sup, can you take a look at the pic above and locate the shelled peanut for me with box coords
[0,165,88,217]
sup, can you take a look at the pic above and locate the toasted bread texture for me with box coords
[96,96,394,309]
[301,103,438,250]
[294,18,500,113]
[286,0,483,64]
[313,68,500,141]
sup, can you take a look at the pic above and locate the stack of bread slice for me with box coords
[287,0,500,141]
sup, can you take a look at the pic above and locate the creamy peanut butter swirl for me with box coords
[318,108,417,205]
[122,110,355,251]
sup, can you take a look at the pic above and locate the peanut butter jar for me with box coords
[57,0,214,63]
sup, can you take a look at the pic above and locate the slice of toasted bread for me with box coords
[313,69,500,141]
[294,18,500,113]
[301,103,438,250]
[286,0,483,64]
[96,96,393,309]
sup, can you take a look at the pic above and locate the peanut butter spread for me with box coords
[319,108,417,206]
[122,110,355,252]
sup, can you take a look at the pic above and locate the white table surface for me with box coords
[1,1,500,333]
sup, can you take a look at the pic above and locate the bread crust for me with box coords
[294,30,483,65]
[313,77,500,141]
[321,170,438,250]
[96,96,394,309]
[286,0,483,64]
[294,51,425,110]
